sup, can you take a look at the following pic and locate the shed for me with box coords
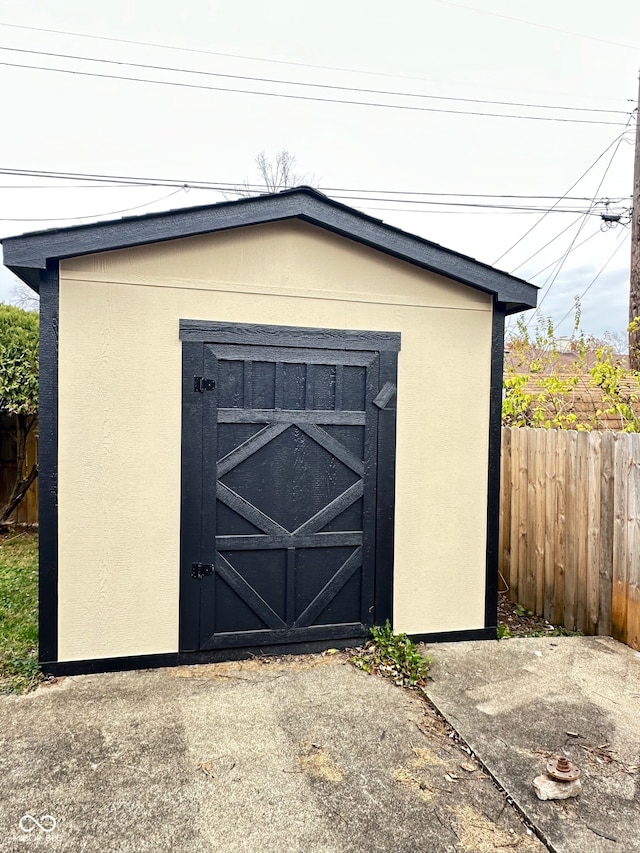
[2,187,537,674]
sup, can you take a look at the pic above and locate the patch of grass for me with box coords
[0,531,41,693]
[351,620,430,688]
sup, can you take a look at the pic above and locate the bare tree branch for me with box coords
[224,149,317,199]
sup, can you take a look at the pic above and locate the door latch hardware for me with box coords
[194,376,216,393]
[191,562,214,579]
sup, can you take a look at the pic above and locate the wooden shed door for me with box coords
[179,322,400,653]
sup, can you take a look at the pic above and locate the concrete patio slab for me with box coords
[0,653,544,853]
[424,636,640,853]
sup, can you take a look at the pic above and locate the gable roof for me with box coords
[1,186,537,314]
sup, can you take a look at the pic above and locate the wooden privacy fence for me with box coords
[499,427,640,651]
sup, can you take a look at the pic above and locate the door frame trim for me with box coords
[178,319,401,653]
[179,319,401,352]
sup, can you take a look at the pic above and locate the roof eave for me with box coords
[1,188,538,308]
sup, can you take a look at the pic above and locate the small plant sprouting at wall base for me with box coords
[351,621,431,688]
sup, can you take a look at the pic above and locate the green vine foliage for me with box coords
[351,621,430,688]
[0,305,38,417]
[503,310,640,433]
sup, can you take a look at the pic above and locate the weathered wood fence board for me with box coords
[0,414,38,524]
[500,427,640,651]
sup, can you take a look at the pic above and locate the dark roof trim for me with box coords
[1,186,537,313]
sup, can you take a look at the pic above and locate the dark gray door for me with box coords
[179,321,400,653]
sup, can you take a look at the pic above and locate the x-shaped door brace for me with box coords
[212,420,365,629]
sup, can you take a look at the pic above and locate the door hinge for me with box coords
[194,376,216,393]
[191,562,214,579]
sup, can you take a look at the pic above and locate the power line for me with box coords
[530,124,631,320]
[0,187,185,222]
[430,0,640,52]
[330,194,603,214]
[509,213,587,273]
[527,211,596,321]
[0,59,630,126]
[528,229,603,278]
[0,197,609,223]
[0,183,151,189]
[0,166,628,223]
[493,124,634,265]
[0,165,630,203]
[0,18,633,108]
[0,170,629,202]
[0,44,628,116]
[357,207,564,216]
[554,232,631,331]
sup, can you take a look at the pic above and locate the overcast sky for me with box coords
[0,0,638,342]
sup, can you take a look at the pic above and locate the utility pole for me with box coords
[629,71,640,370]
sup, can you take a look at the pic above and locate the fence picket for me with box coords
[598,431,614,636]
[543,429,555,623]
[626,436,640,650]
[612,435,629,643]
[518,429,529,608]
[575,431,590,634]
[509,427,520,602]
[586,431,601,633]
[499,428,511,595]
[525,430,537,613]
[564,431,578,632]
[553,430,566,626]
[534,429,546,615]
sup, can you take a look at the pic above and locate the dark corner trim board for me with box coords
[41,627,497,676]
[41,637,361,677]
[484,301,506,632]
[38,262,59,664]
[409,627,497,645]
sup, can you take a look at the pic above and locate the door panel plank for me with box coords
[217,482,289,535]
[217,422,289,474]
[286,547,295,626]
[297,423,365,475]
[243,361,253,408]
[207,343,378,366]
[293,481,364,535]
[374,350,399,624]
[361,357,380,624]
[201,622,368,651]
[294,547,363,628]
[216,553,287,630]
[179,342,204,651]
[181,319,400,352]
[216,532,363,550]
[218,408,366,425]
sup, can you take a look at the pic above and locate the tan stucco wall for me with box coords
[58,219,493,660]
